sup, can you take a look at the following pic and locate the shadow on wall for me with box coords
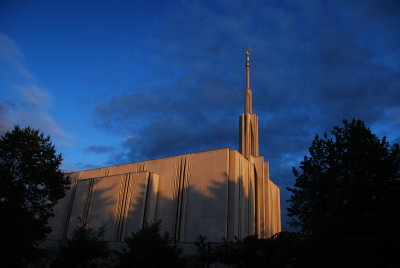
[47,171,262,249]
[126,173,254,244]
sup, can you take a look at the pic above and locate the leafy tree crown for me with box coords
[0,126,70,264]
[287,119,400,235]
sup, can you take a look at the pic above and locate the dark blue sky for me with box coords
[1,0,399,230]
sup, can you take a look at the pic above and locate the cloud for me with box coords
[14,84,50,108]
[94,70,241,163]
[3,84,69,141]
[0,100,13,134]
[62,162,103,173]
[121,115,236,162]
[0,33,70,142]
[85,145,116,154]
[0,33,33,80]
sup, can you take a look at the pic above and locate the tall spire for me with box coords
[245,49,252,114]
[240,49,259,158]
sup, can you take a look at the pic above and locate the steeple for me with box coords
[240,49,259,158]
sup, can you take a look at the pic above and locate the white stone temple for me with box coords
[46,51,281,247]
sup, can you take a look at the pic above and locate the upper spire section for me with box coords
[246,48,251,89]
[245,48,253,114]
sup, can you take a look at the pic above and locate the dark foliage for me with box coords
[192,232,301,268]
[192,235,215,268]
[51,219,111,268]
[215,235,271,267]
[0,126,70,266]
[116,221,186,268]
[288,119,400,267]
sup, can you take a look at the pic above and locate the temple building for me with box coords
[46,51,281,247]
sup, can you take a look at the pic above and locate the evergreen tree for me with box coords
[116,221,185,268]
[51,219,111,268]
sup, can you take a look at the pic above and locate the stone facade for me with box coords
[48,148,280,244]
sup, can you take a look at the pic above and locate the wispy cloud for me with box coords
[0,33,33,80]
[0,33,70,142]
[14,84,50,108]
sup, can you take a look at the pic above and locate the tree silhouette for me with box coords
[193,235,215,268]
[0,126,70,266]
[116,221,186,268]
[195,232,301,268]
[288,119,400,267]
[51,218,111,268]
